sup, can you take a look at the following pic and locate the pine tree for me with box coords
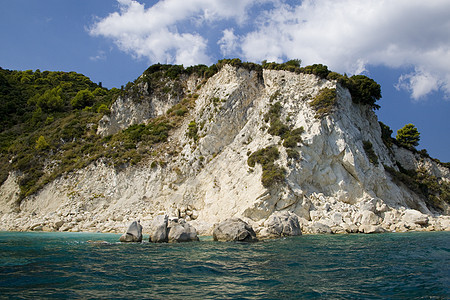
[396,123,420,148]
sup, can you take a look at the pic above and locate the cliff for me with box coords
[1,63,449,234]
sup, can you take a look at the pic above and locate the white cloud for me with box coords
[237,0,450,100]
[90,0,450,99]
[396,68,441,100]
[218,29,239,57]
[89,50,106,61]
[89,0,261,65]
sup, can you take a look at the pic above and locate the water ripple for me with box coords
[0,231,448,299]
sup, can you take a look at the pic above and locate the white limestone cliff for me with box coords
[1,65,449,234]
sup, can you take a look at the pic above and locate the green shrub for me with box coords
[248,146,279,168]
[34,87,65,112]
[45,116,54,125]
[343,75,381,110]
[97,104,110,115]
[363,140,378,165]
[175,108,187,116]
[187,120,198,142]
[261,163,286,187]
[286,148,300,159]
[262,59,302,73]
[71,89,95,109]
[309,88,336,118]
[384,164,450,212]
[300,64,330,79]
[283,127,304,148]
[248,146,286,187]
[93,87,107,96]
[264,101,282,123]
[268,119,290,137]
[379,122,393,148]
[35,135,50,151]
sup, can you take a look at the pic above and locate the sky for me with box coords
[0,0,449,162]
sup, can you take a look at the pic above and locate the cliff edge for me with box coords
[1,63,449,234]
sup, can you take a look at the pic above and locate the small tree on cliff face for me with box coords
[345,75,382,110]
[396,123,420,148]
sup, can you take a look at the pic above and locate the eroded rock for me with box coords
[119,220,143,242]
[149,215,169,243]
[359,224,385,234]
[259,211,302,238]
[402,209,429,226]
[167,219,199,242]
[213,218,257,242]
[310,222,332,234]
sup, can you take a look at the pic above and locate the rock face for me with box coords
[258,211,302,238]
[0,64,449,234]
[149,215,169,243]
[402,209,429,226]
[119,220,143,242]
[167,219,199,242]
[213,218,258,242]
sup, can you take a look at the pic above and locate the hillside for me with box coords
[0,60,449,234]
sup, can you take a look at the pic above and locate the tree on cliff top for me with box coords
[396,123,420,148]
[345,75,381,110]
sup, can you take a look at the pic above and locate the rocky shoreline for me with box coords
[1,208,449,238]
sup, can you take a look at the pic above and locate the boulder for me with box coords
[359,224,385,234]
[213,218,258,242]
[260,211,302,238]
[402,209,429,226]
[167,219,199,242]
[359,210,380,225]
[149,215,169,243]
[119,220,143,242]
[310,222,332,234]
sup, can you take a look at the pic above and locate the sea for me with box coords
[0,231,448,299]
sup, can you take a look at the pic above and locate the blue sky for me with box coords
[1,0,449,162]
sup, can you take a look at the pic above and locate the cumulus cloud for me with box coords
[90,0,450,99]
[238,0,450,99]
[396,68,441,100]
[218,29,239,57]
[89,0,260,65]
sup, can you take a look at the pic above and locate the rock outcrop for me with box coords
[147,215,199,243]
[213,218,258,242]
[167,219,199,242]
[0,63,449,235]
[149,215,169,243]
[258,211,302,238]
[119,220,143,242]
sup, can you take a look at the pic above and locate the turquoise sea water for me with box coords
[0,231,448,299]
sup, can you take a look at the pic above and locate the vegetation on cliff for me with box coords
[0,67,194,200]
[0,59,447,207]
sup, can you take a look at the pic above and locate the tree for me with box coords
[396,123,420,148]
[97,104,110,115]
[345,75,381,109]
[71,89,94,109]
[301,64,330,79]
[36,87,64,111]
[35,135,50,151]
